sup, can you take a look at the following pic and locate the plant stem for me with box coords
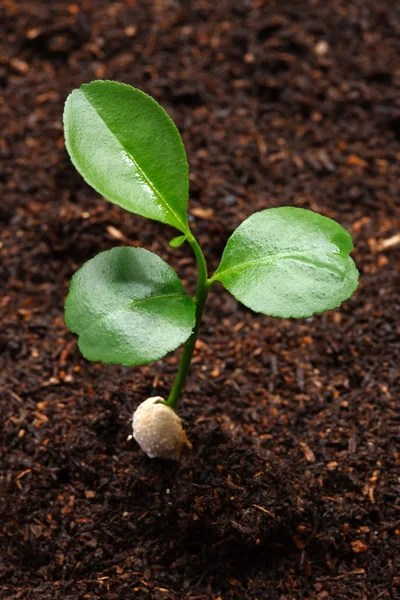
[165,232,209,410]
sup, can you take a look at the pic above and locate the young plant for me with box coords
[63,80,359,460]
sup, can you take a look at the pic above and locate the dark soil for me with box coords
[1,1,400,598]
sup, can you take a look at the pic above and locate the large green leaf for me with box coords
[212,207,359,318]
[65,247,195,366]
[63,80,189,233]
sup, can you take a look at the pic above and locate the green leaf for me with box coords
[169,235,187,248]
[65,247,195,366]
[63,80,189,233]
[212,207,359,319]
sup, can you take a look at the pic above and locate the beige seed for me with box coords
[132,397,191,461]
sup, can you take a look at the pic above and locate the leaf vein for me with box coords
[214,251,345,281]
[77,293,188,337]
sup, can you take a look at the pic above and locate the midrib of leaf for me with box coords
[78,292,190,337]
[128,293,189,308]
[213,250,348,282]
[81,91,188,233]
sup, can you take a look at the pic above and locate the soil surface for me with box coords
[1,1,400,599]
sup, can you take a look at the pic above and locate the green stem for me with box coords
[165,232,209,410]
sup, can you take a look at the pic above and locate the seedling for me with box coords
[63,80,359,460]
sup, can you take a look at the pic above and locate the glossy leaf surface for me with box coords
[213,207,359,318]
[64,80,189,232]
[65,247,195,366]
